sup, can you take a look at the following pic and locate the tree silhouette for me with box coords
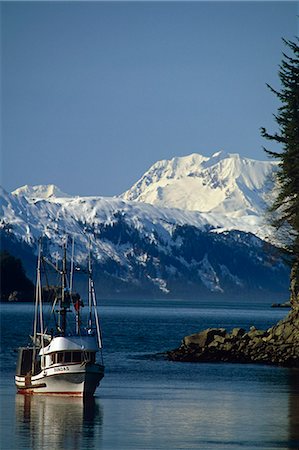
[261,38,299,307]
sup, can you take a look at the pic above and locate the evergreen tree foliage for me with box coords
[261,38,299,307]
[0,251,34,301]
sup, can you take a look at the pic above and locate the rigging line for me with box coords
[49,269,61,334]
[88,237,93,330]
[91,278,103,351]
[38,262,45,361]
[42,252,70,331]
[70,235,75,297]
[41,255,51,291]
[43,256,62,274]
[32,238,42,374]
[41,255,55,334]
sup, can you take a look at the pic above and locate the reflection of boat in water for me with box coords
[15,394,103,450]
[15,239,104,397]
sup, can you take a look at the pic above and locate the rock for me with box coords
[248,338,262,348]
[286,334,297,344]
[8,291,19,302]
[208,335,226,348]
[167,308,299,367]
[273,323,294,339]
[247,329,267,339]
[262,334,274,342]
[183,328,226,348]
[223,342,234,352]
[230,327,245,338]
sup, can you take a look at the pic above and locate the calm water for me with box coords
[1,298,299,450]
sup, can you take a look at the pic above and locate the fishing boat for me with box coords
[15,239,104,397]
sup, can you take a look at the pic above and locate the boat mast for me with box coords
[60,242,68,336]
[32,240,41,351]
[32,238,45,373]
[70,236,75,297]
[70,237,81,335]
[88,240,93,330]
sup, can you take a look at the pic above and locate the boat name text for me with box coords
[54,366,70,372]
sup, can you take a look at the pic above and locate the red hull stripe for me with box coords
[17,390,84,396]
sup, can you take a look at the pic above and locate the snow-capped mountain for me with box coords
[121,151,277,218]
[0,149,289,298]
[12,184,70,200]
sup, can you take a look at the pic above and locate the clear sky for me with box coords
[1,1,298,197]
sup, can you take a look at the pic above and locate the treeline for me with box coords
[0,251,34,301]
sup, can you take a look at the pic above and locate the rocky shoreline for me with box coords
[167,309,299,367]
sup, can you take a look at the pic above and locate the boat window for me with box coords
[64,352,72,363]
[51,351,96,364]
[72,352,82,363]
[56,352,64,364]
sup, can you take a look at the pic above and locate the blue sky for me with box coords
[1,1,298,196]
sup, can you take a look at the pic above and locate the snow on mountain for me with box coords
[2,183,272,248]
[2,186,212,255]
[0,152,288,298]
[9,152,277,241]
[121,151,277,218]
[12,184,70,200]
[0,182,288,297]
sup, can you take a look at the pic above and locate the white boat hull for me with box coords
[15,363,104,397]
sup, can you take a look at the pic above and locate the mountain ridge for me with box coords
[120,151,277,218]
[12,184,70,200]
[1,152,287,298]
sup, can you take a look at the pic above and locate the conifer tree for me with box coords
[261,38,299,308]
[0,251,34,300]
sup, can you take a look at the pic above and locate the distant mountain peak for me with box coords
[120,151,276,216]
[12,184,70,200]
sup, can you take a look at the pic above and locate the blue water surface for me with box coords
[1,297,299,450]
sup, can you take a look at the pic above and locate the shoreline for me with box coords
[167,308,299,368]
